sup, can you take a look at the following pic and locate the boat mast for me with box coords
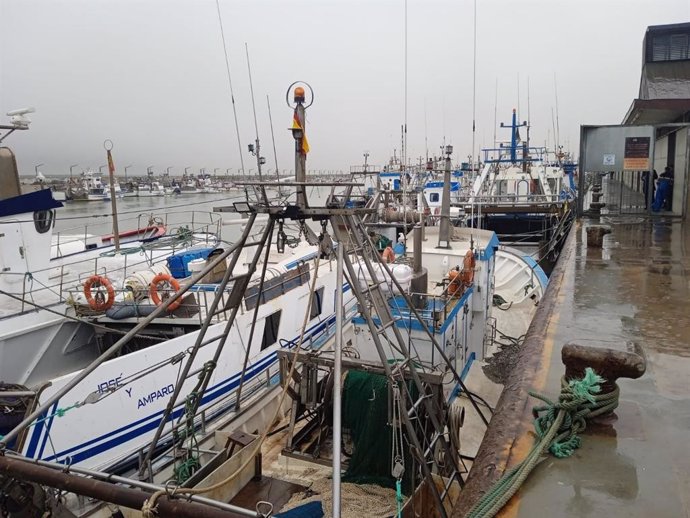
[292,86,309,208]
[438,144,453,248]
[104,140,120,252]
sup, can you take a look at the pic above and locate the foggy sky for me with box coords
[1,0,689,177]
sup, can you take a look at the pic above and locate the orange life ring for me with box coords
[83,275,115,311]
[382,245,395,264]
[149,273,182,311]
[460,249,476,286]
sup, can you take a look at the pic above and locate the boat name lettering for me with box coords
[137,384,175,409]
[97,375,123,393]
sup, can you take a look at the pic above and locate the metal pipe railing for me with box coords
[0,228,250,446]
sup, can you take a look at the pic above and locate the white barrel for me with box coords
[188,258,206,275]
[124,263,170,301]
[352,261,412,294]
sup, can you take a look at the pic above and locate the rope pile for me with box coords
[466,367,619,518]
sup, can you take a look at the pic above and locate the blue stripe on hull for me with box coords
[32,314,339,466]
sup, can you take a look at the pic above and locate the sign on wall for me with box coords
[623,137,651,170]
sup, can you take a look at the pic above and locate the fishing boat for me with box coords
[104,182,123,201]
[136,181,166,197]
[460,110,577,271]
[0,111,345,477]
[66,171,113,202]
[179,176,201,194]
[0,85,550,518]
[0,123,226,464]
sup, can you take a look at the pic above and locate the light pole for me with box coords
[34,163,44,175]
[124,165,133,181]
[166,166,173,176]
[69,163,79,178]
[184,167,191,176]
[99,165,107,174]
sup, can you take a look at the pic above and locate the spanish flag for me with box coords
[292,110,310,154]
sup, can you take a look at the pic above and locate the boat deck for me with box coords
[454,217,690,517]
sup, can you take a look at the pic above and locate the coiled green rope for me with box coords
[466,367,619,518]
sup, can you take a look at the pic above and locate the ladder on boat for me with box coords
[330,212,465,518]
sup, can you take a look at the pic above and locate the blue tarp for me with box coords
[274,501,324,518]
[166,247,215,278]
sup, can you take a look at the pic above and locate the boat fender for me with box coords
[149,273,182,311]
[83,275,116,311]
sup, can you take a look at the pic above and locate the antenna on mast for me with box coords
[424,98,429,162]
[245,42,267,204]
[554,73,561,151]
[516,73,520,121]
[266,95,281,196]
[493,78,498,151]
[403,0,408,176]
[215,0,246,178]
[471,0,478,183]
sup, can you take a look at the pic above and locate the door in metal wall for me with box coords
[599,170,648,214]
[578,125,655,216]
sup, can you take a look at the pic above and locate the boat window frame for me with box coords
[309,286,325,320]
[33,209,54,234]
[261,309,282,351]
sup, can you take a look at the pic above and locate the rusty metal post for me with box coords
[0,456,254,518]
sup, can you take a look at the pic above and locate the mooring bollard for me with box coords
[562,342,646,397]
[585,225,611,248]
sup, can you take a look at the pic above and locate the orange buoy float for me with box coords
[447,250,476,297]
[382,245,396,264]
[460,249,476,286]
[447,268,463,296]
[83,275,116,311]
[149,273,182,312]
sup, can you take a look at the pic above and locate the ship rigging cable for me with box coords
[141,254,325,516]
[214,0,246,177]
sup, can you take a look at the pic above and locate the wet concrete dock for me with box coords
[454,217,690,517]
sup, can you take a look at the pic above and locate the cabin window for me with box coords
[430,193,439,203]
[652,33,689,61]
[33,210,54,234]
[310,287,325,320]
[261,310,282,351]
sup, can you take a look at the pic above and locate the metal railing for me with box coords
[1,212,223,320]
[458,193,566,205]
